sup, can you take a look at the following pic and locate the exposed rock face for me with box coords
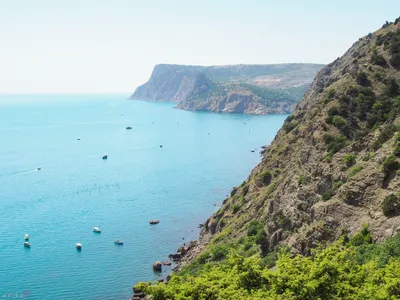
[131,63,323,114]
[194,21,400,256]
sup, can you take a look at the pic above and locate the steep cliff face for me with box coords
[131,63,323,114]
[195,21,400,256]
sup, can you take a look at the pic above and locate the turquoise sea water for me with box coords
[0,95,287,300]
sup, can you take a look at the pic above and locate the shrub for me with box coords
[383,155,400,173]
[283,121,298,133]
[322,189,334,201]
[298,174,306,185]
[231,203,241,214]
[372,124,396,150]
[332,115,348,129]
[323,134,348,156]
[247,220,264,237]
[323,89,336,104]
[332,180,344,190]
[259,170,272,185]
[394,133,400,156]
[344,153,356,167]
[211,244,231,261]
[242,185,249,196]
[356,71,370,86]
[349,165,363,178]
[371,51,387,66]
[362,152,374,161]
[230,187,238,197]
[382,193,400,216]
[349,225,373,246]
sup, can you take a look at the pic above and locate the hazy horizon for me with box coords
[1,0,399,94]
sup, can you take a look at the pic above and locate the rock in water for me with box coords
[152,261,162,272]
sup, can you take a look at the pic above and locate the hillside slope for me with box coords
[135,18,400,299]
[131,64,323,114]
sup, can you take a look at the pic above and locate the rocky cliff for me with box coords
[197,19,400,256]
[131,63,323,114]
[135,18,400,299]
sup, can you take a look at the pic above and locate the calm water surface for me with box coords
[0,95,287,299]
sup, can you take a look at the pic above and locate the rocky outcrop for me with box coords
[131,63,323,114]
[191,21,400,257]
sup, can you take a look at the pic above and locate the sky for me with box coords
[1,0,399,94]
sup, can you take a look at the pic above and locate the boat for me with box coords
[24,242,30,248]
[76,243,82,250]
[159,144,163,148]
[102,155,108,160]
[150,220,160,225]
[24,234,29,240]
[126,126,132,130]
[37,168,41,171]
[93,227,101,233]
[114,239,124,245]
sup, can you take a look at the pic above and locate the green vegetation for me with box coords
[283,120,298,133]
[382,193,400,216]
[348,165,363,178]
[136,231,400,300]
[322,189,334,201]
[372,124,397,150]
[332,180,344,190]
[343,153,356,167]
[323,134,348,157]
[259,170,272,185]
[362,152,374,161]
[382,154,400,174]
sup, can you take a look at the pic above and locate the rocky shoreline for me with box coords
[132,227,209,299]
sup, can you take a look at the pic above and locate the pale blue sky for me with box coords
[1,1,399,94]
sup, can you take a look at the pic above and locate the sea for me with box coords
[0,95,287,300]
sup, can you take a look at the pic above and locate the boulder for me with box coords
[152,261,162,272]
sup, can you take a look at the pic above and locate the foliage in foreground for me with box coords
[136,231,400,299]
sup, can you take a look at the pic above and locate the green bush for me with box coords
[230,187,238,197]
[322,189,334,201]
[138,231,400,300]
[349,165,363,178]
[332,180,344,190]
[332,115,348,129]
[382,193,400,216]
[283,121,298,133]
[211,244,231,261]
[323,134,348,157]
[383,154,400,173]
[349,225,373,246]
[344,153,356,167]
[356,71,370,86]
[232,203,241,214]
[362,152,374,161]
[372,124,396,150]
[371,51,387,66]
[247,220,264,237]
[259,170,272,185]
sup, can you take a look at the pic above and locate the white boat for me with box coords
[24,234,29,240]
[93,227,101,233]
[24,242,30,248]
[76,243,82,250]
[114,239,124,245]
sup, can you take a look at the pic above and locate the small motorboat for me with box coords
[102,155,108,160]
[24,242,30,248]
[126,126,132,130]
[93,227,101,233]
[77,138,81,141]
[114,239,124,245]
[24,234,29,240]
[76,243,82,250]
[150,220,160,225]
[159,145,163,148]
[37,168,41,171]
